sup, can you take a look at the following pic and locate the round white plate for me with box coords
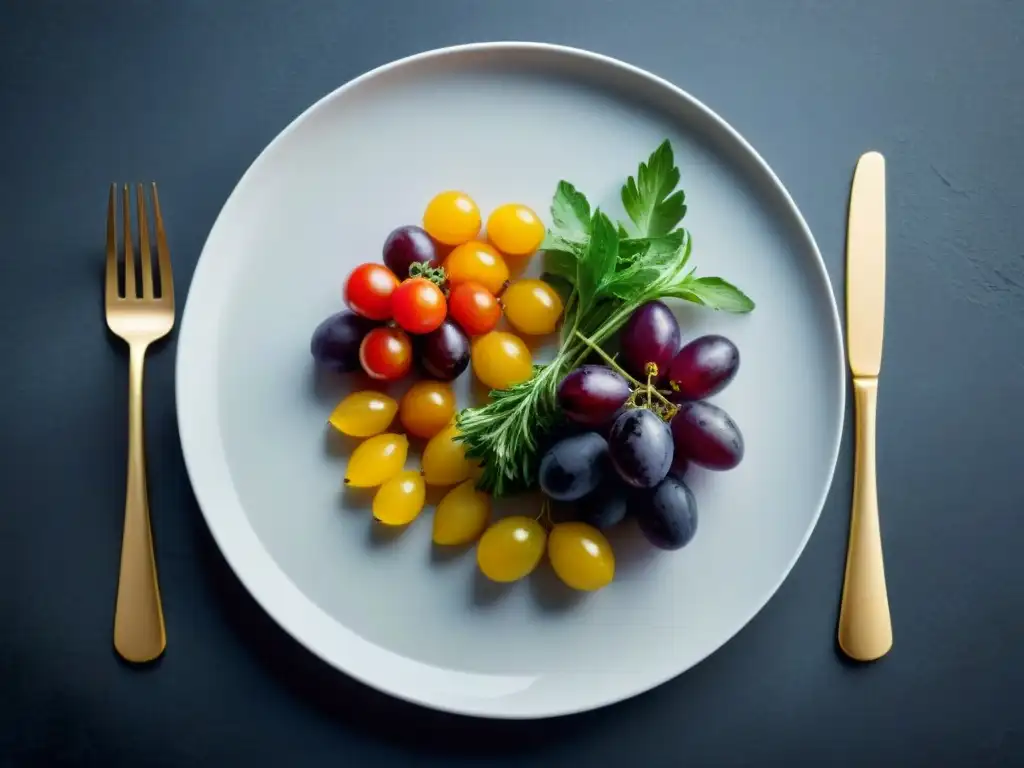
[177,42,844,719]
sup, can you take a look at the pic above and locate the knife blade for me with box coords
[846,151,886,377]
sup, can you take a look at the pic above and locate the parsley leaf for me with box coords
[550,181,591,241]
[575,211,619,308]
[540,231,586,256]
[621,140,687,237]
[608,230,689,299]
[542,245,581,284]
[665,276,755,313]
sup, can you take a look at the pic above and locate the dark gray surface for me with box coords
[2,0,1022,765]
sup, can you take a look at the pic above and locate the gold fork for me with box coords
[105,183,175,663]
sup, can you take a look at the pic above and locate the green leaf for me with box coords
[607,231,688,298]
[617,231,685,268]
[639,231,687,267]
[550,181,591,241]
[666,276,755,313]
[617,238,649,265]
[576,210,619,308]
[607,268,660,299]
[542,248,579,283]
[621,140,687,237]
[540,231,586,255]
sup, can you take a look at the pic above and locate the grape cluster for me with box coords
[539,300,744,551]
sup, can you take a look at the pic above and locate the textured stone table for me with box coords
[2,1,1020,765]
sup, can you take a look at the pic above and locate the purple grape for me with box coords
[670,454,690,479]
[619,300,681,380]
[580,478,629,529]
[382,225,437,279]
[668,335,739,401]
[607,408,674,489]
[310,310,377,372]
[417,319,469,381]
[671,401,744,470]
[538,432,608,501]
[557,365,632,427]
[633,475,698,550]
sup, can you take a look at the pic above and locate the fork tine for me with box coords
[122,184,135,299]
[136,184,154,299]
[106,184,120,299]
[151,183,174,306]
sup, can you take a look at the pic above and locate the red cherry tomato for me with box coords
[344,263,399,320]
[359,327,412,380]
[392,277,447,334]
[448,281,501,336]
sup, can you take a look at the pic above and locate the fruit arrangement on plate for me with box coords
[310,141,755,594]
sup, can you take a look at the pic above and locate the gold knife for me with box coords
[837,151,893,662]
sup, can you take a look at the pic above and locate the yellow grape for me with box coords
[433,480,491,545]
[501,279,564,336]
[421,421,479,486]
[328,391,397,437]
[486,203,545,256]
[344,433,408,488]
[373,470,426,526]
[476,516,547,583]
[471,331,533,390]
[547,522,615,591]
[399,380,455,439]
[423,191,480,246]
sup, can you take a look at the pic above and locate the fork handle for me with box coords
[837,377,892,661]
[113,343,166,663]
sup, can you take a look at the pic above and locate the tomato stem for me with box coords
[408,261,447,288]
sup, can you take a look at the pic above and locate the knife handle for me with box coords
[838,377,892,661]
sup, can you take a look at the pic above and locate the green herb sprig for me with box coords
[457,140,754,496]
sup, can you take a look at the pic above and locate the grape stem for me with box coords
[572,330,677,411]
[536,497,554,529]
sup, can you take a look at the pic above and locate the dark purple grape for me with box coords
[595,406,629,440]
[620,300,680,381]
[557,365,632,427]
[607,409,674,489]
[670,454,689,479]
[538,432,608,501]
[671,401,744,470]
[382,225,437,279]
[417,319,469,381]
[310,310,377,372]
[580,478,629,529]
[667,335,739,401]
[632,475,698,550]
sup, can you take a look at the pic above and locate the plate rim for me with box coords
[176,40,846,719]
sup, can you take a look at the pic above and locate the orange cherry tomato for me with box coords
[448,281,501,336]
[399,380,456,439]
[444,241,509,295]
[359,327,412,380]
[392,277,447,335]
[344,263,399,320]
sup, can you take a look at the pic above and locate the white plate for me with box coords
[177,42,844,719]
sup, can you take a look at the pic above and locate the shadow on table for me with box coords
[190,503,646,758]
